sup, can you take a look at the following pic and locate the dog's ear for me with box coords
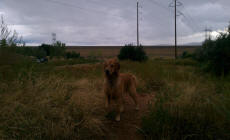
[103,61,107,69]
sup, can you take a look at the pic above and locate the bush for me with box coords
[50,41,66,58]
[180,51,193,59]
[193,24,230,76]
[118,44,148,61]
[39,44,51,56]
[39,42,66,59]
[65,51,80,59]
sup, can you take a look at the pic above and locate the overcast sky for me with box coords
[0,0,230,46]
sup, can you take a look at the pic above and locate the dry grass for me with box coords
[0,51,229,140]
[0,61,106,139]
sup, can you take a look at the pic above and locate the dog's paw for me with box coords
[120,106,124,113]
[115,115,120,122]
[135,105,139,111]
[105,102,109,108]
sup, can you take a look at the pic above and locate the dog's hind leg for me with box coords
[128,84,139,111]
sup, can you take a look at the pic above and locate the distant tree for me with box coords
[0,15,25,47]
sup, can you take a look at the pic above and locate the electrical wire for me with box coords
[42,0,127,19]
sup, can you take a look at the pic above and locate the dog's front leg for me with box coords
[115,98,124,122]
[105,94,110,109]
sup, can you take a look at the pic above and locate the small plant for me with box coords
[118,44,148,62]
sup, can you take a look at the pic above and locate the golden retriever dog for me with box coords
[103,58,139,121]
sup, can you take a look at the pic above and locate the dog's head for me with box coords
[104,58,120,76]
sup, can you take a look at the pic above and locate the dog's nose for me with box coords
[105,70,110,75]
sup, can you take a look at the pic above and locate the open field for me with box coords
[1,48,230,140]
[67,46,197,58]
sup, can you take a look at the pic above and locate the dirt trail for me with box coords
[103,93,155,140]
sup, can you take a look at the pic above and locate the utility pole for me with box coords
[174,0,177,59]
[169,0,182,59]
[137,1,140,46]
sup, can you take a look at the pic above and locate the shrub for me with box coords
[65,51,80,59]
[193,23,230,76]
[118,44,148,61]
[35,48,47,59]
[180,51,193,59]
[38,42,66,59]
[39,44,52,56]
[50,41,66,58]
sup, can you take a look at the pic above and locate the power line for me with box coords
[149,0,172,13]
[42,0,126,19]
[180,5,201,32]
[149,0,200,34]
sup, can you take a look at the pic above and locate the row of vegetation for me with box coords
[0,16,81,63]
[181,24,230,76]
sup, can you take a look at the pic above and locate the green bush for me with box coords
[180,51,193,59]
[193,24,230,76]
[65,51,80,59]
[118,44,148,61]
[39,44,52,56]
[50,41,66,58]
[38,42,66,59]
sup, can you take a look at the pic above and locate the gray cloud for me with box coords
[0,0,229,45]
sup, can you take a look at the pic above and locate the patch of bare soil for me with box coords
[103,93,155,140]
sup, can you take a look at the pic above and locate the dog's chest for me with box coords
[106,83,121,98]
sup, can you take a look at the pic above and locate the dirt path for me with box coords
[103,93,155,140]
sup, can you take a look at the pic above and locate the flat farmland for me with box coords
[67,46,198,58]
